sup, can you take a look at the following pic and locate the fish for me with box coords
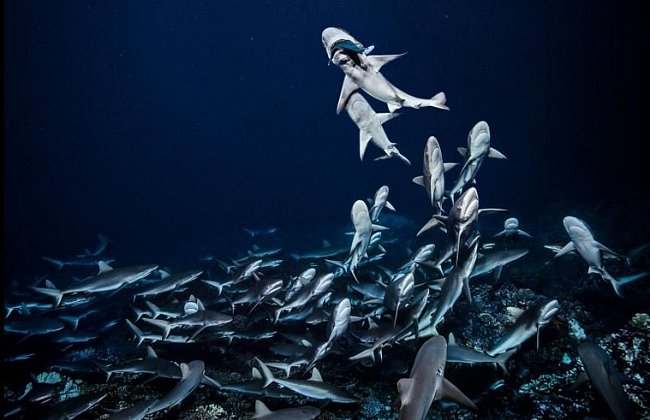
[243,227,279,239]
[470,249,529,281]
[447,121,506,200]
[573,342,633,420]
[274,273,333,323]
[322,27,448,114]
[134,270,203,300]
[345,93,410,165]
[397,336,477,419]
[42,393,107,420]
[31,263,158,307]
[370,185,397,222]
[384,272,415,327]
[494,217,532,239]
[487,299,559,356]
[256,358,357,403]
[251,400,321,420]
[554,216,636,297]
[413,136,457,213]
[142,300,232,340]
[426,242,479,336]
[146,360,205,415]
[350,200,388,280]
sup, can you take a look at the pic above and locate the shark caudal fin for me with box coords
[255,358,275,388]
[428,91,449,110]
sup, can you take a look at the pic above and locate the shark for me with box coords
[494,217,532,239]
[133,270,203,300]
[413,136,457,213]
[554,216,635,297]
[146,360,205,416]
[370,185,397,222]
[349,200,389,280]
[487,299,559,356]
[345,93,410,165]
[322,27,448,114]
[447,121,506,200]
[397,336,477,419]
[573,342,633,420]
[31,263,158,307]
[256,358,357,403]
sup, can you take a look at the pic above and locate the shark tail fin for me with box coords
[428,91,449,110]
[495,348,517,375]
[612,272,649,297]
[30,286,63,308]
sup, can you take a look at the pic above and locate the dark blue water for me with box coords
[5,2,646,279]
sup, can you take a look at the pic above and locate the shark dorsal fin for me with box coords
[158,269,170,279]
[439,377,478,410]
[180,363,190,379]
[20,303,31,317]
[146,346,157,358]
[45,279,57,289]
[506,307,525,319]
[254,400,272,417]
[397,377,415,404]
[322,240,331,248]
[251,367,262,379]
[98,261,113,273]
[448,332,457,345]
[309,368,323,382]
[196,299,205,312]
[368,318,379,329]
[457,147,468,157]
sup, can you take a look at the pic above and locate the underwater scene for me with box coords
[4,2,648,419]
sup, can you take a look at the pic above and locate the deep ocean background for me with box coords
[5,1,648,280]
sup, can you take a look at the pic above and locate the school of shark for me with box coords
[4,27,649,420]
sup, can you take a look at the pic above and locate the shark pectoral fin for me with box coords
[146,346,158,359]
[412,176,425,187]
[448,332,457,345]
[254,400,273,417]
[440,377,478,410]
[377,112,400,125]
[372,224,389,232]
[359,130,372,161]
[387,101,402,113]
[517,229,533,239]
[385,201,396,212]
[443,162,459,172]
[366,53,407,71]
[416,217,444,237]
[457,147,468,157]
[594,242,625,259]
[493,265,504,282]
[488,147,507,159]
[98,261,113,273]
[397,377,415,404]
[554,242,576,258]
[336,75,359,114]
[478,208,508,215]
[462,281,472,303]
[569,372,589,392]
